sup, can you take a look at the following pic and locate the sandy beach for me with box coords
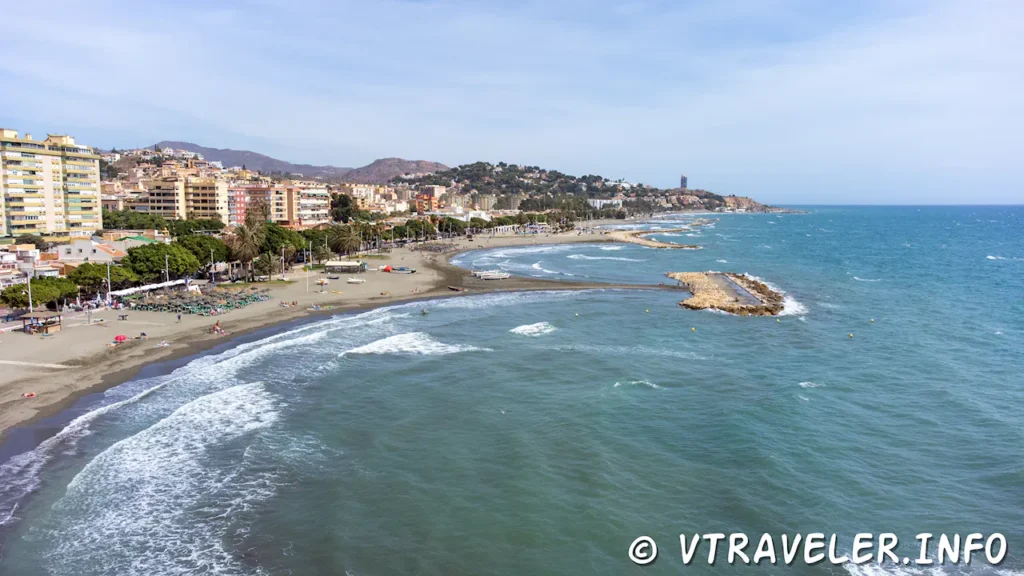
[0,224,675,440]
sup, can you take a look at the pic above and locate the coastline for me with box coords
[0,224,678,442]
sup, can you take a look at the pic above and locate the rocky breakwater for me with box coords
[608,229,701,249]
[665,272,784,316]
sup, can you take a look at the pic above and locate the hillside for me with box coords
[398,161,777,212]
[149,142,447,183]
[152,141,352,178]
[334,158,450,185]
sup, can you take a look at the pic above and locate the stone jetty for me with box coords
[665,271,785,316]
[608,229,701,249]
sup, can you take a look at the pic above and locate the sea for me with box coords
[0,206,1021,575]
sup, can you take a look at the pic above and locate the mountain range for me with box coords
[150,141,448,184]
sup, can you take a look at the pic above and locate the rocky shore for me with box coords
[608,229,701,249]
[665,271,785,315]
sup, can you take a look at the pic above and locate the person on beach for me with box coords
[177,313,182,323]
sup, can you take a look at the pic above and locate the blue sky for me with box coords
[1,0,1021,204]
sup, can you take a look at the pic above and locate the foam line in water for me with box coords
[342,332,491,356]
[509,322,557,337]
[43,382,279,575]
[614,380,661,389]
[567,254,646,262]
[853,276,882,282]
[741,273,807,316]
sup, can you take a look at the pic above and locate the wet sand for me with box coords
[0,225,676,439]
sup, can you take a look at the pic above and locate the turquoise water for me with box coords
[0,206,1022,575]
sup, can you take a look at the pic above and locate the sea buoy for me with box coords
[691,327,696,332]
[646,309,649,313]
[870,319,875,323]
[849,333,854,338]
[575,313,579,317]
[776,319,781,322]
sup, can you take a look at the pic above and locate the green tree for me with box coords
[122,243,201,282]
[261,223,306,256]
[0,277,77,309]
[14,234,49,250]
[177,235,229,268]
[165,218,225,238]
[312,243,332,264]
[101,209,168,231]
[1,281,56,309]
[330,193,355,223]
[69,263,139,295]
[228,225,264,281]
[328,224,362,255]
[253,253,282,277]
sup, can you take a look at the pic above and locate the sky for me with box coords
[1,0,1021,204]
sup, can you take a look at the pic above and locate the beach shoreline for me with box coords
[0,224,678,441]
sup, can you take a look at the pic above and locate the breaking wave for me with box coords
[853,276,882,282]
[509,322,557,337]
[798,381,824,388]
[342,332,491,356]
[741,273,807,316]
[567,254,646,262]
[42,382,279,575]
[614,380,661,389]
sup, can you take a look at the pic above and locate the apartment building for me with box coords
[0,129,102,238]
[294,187,330,228]
[227,186,249,226]
[138,173,229,221]
[475,194,497,211]
[184,177,229,221]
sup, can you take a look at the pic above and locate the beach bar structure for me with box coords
[324,261,367,274]
[21,312,62,335]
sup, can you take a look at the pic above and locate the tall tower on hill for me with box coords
[680,174,688,189]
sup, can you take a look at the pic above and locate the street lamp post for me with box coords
[210,248,215,284]
[165,254,170,283]
[25,277,34,313]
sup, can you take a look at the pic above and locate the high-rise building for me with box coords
[0,129,102,238]
[476,194,497,211]
[680,174,688,189]
[138,174,229,222]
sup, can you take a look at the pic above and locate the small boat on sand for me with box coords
[448,286,467,292]
[347,277,366,284]
[477,271,511,280]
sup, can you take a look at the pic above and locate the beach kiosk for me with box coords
[21,312,62,335]
[324,261,367,275]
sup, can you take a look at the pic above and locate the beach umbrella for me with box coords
[114,335,127,343]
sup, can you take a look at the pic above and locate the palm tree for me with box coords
[229,224,264,280]
[328,224,362,256]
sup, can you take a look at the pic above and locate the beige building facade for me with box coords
[0,129,102,238]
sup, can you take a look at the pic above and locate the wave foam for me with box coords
[798,381,823,388]
[44,382,278,575]
[741,274,807,316]
[853,276,882,282]
[509,322,557,337]
[599,245,623,251]
[342,332,490,356]
[614,380,661,389]
[567,254,645,262]
[716,259,728,263]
